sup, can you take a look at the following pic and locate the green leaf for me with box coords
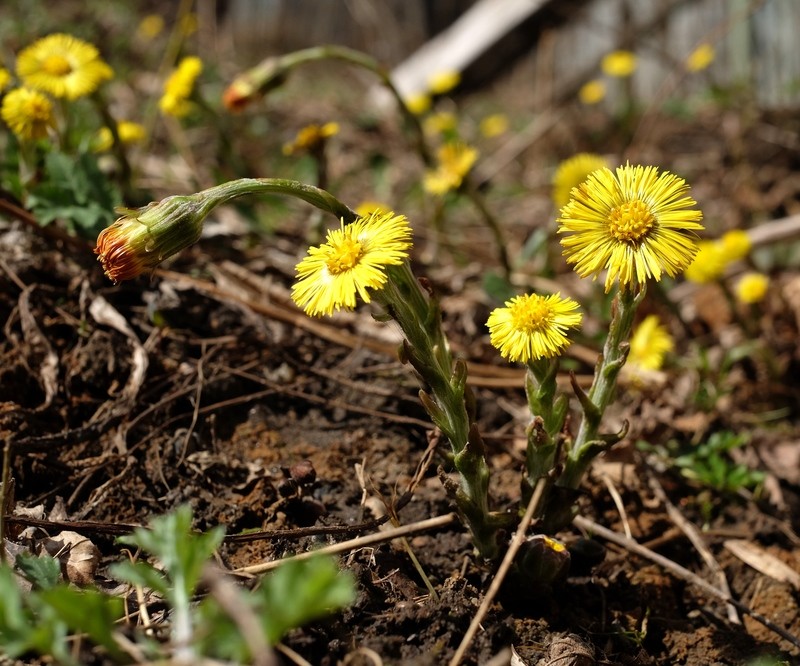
[258,555,355,644]
[15,552,61,589]
[109,559,170,597]
[0,564,35,657]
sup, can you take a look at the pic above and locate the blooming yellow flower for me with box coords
[16,33,113,100]
[552,153,609,209]
[686,43,715,72]
[734,272,769,304]
[93,121,147,152]
[159,56,203,117]
[558,164,704,292]
[0,68,11,92]
[628,315,674,372]
[423,111,457,136]
[292,211,413,317]
[404,93,431,116]
[428,70,461,95]
[95,195,206,283]
[487,292,582,363]
[684,240,727,284]
[720,229,751,262]
[479,113,508,138]
[579,79,606,105]
[601,50,638,78]
[282,122,339,155]
[1,87,56,141]
[423,142,478,195]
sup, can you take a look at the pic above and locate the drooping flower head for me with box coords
[16,33,113,100]
[95,195,207,283]
[558,164,704,292]
[552,153,609,209]
[735,272,769,304]
[628,315,674,372]
[292,211,413,317]
[1,87,56,141]
[423,142,478,195]
[487,293,582,363]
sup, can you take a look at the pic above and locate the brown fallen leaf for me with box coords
[723,539,800,590]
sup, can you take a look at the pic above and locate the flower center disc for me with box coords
[43,54,72,76]
[608,199,655,243]
[326,237,363,274]
[511,297,551,333]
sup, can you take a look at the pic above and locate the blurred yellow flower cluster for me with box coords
[283,122,339,156]
[159,56,203,118]
[423,142,478,195]
[684,230,752,284]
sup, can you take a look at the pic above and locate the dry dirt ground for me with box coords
[2,102,800,665]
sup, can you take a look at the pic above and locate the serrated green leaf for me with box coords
[15,552,61,589]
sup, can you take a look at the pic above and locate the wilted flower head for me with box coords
[735,272,769,304]
[282,122,339,156]
[552,153,609,209]
[579,79,606,105]
[423,142,478,195]
[292,211,413,317]
[558,163,704,292]
[94,195,208,283]
[487,292,582,363]
[428,70,461,95]
[16,33,113,100]
[601,50,638,77]
[1,87,56,141]
[686,43,715,72]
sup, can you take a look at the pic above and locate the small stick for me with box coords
[235,513,458,575]
[449,477,547,666]
[573,515,800,651]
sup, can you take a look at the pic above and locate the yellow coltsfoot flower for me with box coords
[292,211,413,317]
[579,79,606,105]
[1,87,56,141]
[428,70,461,95]
[735,272,769,304]
[16,33,113,100]
[282,122,339,156]
[686,43,715,72]
[487,293,582,363]
[0,68,11,92]
[423,142,478,195]
[159,56,203,117]
[601,50,638,77]
[684,239,727,284]
[628,314,674,372]
[552,153,609,209]
[558,163,704,292]
[93,120,146,152]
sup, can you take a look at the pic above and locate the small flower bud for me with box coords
[94,195,207,283]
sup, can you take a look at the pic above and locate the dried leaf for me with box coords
[724,539,800,590]
[42,531,101,586]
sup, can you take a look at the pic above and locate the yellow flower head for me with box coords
[1,87,56,141]
[423,142,478,195]
[292,211,413,317]
[0,68,11,92]
[552,153,610,209]
[720,229,751,262]
[423,111,457,136]
[686,43,715,72]
[93,120,147,152]
[137,14,165,40]
[734,272,769,304]
[404,92,431,116]
[487,292,582,363]
[683,240,727,284]
[428,70,461,95]
[282,122,339,155]
[16,33,113,100]
[95,195,207,283]
[579,79,606,105]
[558,164,704,292]
[601,50,638,78]
[628,315,674,372]
[479,113,509,138]
[159,56,203,117]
